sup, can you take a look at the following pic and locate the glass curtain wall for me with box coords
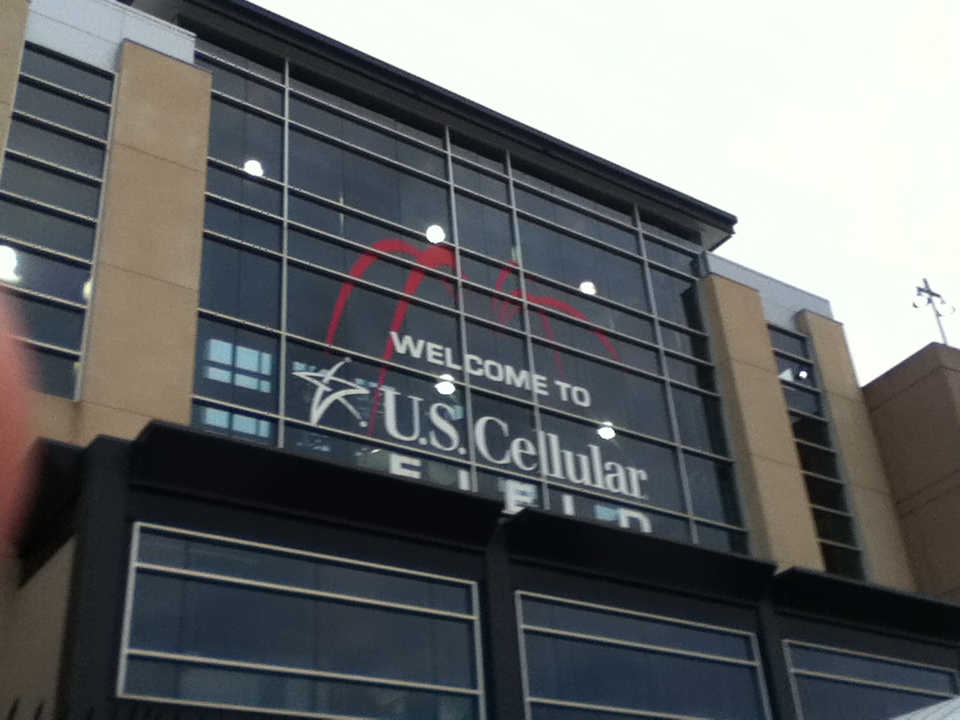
[0,44,113,397]
[191,39,744,553]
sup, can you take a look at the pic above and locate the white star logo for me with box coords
[293,358,371,428]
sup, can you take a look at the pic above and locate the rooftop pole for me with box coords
[913,278,954,345]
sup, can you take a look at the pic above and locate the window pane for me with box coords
[462,285,523,330]
[192,402,276,444]
[684,453,740,524]
[783,384,822,416]
[453,161,508,202]
[797,441,838,477]
[194,318,279,412]
[456,192,514,261]
[464,321,531,400]
[515,187,636,252]
[697,523,749,555]
[821,544,864,579]
[205,201,282,251]
[207,165,282,215]
[673,388,727,455]
[8,292,84,350]
[666,355,714,390]
[795,675,952,720]
[7,119,105,176]
[196,56,283,114]
[0,158,100,217]
[0,198,95,258]
[208,99,283,179]
[813,509,856,545]
[769,326,808,358]
[791,412,831,446]
[525,278,654,342]
[28,345,77,398]
[645,237,699,275]
[775,353,816,387]
[661,326,709,360]
[20,46,113,102]
[0,242,89,303]
[531,313,658,375]
[199,239,280,327]
[650,267,701,329]
[14,80,110,138]
[806,475,848,511]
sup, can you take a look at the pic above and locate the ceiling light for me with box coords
[82,279,92,302]
[579,280,597,295]
[426,224,446,244]
[597,421,616,440]
[0,246,21,283]
[435,374,456,395]
[243,159,264,177]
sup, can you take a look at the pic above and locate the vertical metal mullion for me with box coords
[445,126,479,489]
[277,58,291,448]
[114,522,143,697]
[637,209,698,545]
[505,150,550,509]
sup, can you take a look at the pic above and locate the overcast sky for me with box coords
[249,0,960,384]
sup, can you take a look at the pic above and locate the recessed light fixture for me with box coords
[425,224,446,244]
[797,369,809,380]
[243,159,264,177]
[597,421,616,440]
[82,279,93,302]
[579,280,597,295]
[435,373,456,395]
[0,246,21,283]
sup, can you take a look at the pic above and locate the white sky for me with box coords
[249,0,960,384]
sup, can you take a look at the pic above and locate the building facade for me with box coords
[0,1,956,719]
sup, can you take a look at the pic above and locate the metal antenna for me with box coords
[913,278,955,345]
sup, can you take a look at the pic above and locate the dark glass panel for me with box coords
[208,99,283,179]
[532,343,670,437]
[525,633,765,720]
[125,656,479,720]
[645,237,700,275]
[769,326,808,358]
[530,312,658,375]
[456,192,514,261]
[192,402,276,445]
[290,97,445,176]
[28,346,77,398]
[0,242,89,303]
[0,158,100,217]
[512,167,633,226]
[661,326,709,360]
[286,267,460,375]
[776,353,816,387]
[199,239,280,328]
[684,454,741,525]
[469,391,537,474]
[643,222,702,253]
[14,80,110,138]
[787,645,955,686]
[0,198,95,258]
[783,384,822,416]
[518,219,647,310]
[805,475,848,511]
[461,285,523,330]
[515,188,636,252]
[522,598,754,660]
[543,485,690,542]
[797,441,839,477]
[138,529,471,614]
[697,523,749,555]
[795,675,952,720]
[532,705,677,720]
[673,388,727,455]
[194,318,279,413]
[288,129,343,200]
[195,39,284,82]
[453,161,508,202]
[463,320,531,400]
[449,133,504,172]
[458,252,520,294]
[8,292,84,350]
[821,543,865,579]
[129,572,475,687]
[813,509,856,545]
[289,230,456,308]
[791,412,831,446]
[538,412,684,513]
[650,267,701,329]
[7,119,104,177]
[525,277,655,342]
[206,165,282,215]
[196,56,283,113]
[20,46,113,102]
[666,355,714,389]
[204,201,281,251]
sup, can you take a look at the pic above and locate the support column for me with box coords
[700,275,823,571]
[0,0,27,173]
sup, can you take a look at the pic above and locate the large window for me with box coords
[786,641,958,720]
[0,45,112,398]
[518,592,771,720]
[118,523,485,720]
[191,40,744,553]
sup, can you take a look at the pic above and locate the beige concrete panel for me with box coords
[76,402,152,446]
[800,312,861,400]
[700,275,779,373]
[112,42,212,171]
[97,144,205,290]
[828,394,895,495]
[900,485,960,597]
[864,344,960,410]
[848,486,915,591]
[719,360,801,468]
[0,0,27,110]
[81,264,198,423]
[0,539,74,716]
[869,371,960,503]
[742,456,824,571]
[30,391,81,446]
[0,99,13,170]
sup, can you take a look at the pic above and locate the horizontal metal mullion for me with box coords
[4,149,104,184]
[791,668,953,698]
[17,73,113,108]
[0,189,99,223]
[511,179,636,233]
[10,110,109,146]
[528,696,719,720]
